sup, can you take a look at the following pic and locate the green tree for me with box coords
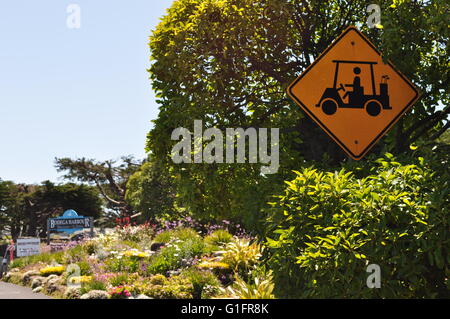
[125,159,178,221]
[0,182,31,239]
[55,156,142,217]
[379,0,449,151]
[146,0,449,228]
[0,179,8,232]
[25,181,103,237]
[0,180,102,239]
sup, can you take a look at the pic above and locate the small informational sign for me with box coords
[16,238,41,257]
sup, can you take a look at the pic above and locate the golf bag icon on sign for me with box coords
[316,60,391,117]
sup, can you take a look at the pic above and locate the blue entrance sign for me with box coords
[47,210,94,242]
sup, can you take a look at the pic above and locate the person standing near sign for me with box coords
[9,240,15,262]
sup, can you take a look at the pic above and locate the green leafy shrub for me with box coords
[104,251,148,273]
[220,270,275,299]
[82,240,98,255]
[125,278,161,296]
[108,273,141,287]
[143,275,193,299]
[146,237,206,275]
[149,274,167,285]
[80,280,107,295]
[181,268,221,299]
[153,228,200,244]
[178,238,206,259]
[8,259,26,270]
[118,240,141,250]
[65,245,87,263]
[204,230,233,248]
[113,224,154,242]
[10,251,66,269]
[77,260,93,276]
[196,259,231,277]
[266,156,449,298]
[146,250,179,275]
[130,273,193,299]
[217,238,263,276]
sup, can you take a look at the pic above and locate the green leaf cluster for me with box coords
[266,154,449,298]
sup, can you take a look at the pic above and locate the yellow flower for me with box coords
[197,261,230,270]
[68,276,93,284]
[122,250,150,258]
[40,266,65,276]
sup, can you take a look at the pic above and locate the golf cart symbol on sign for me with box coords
[317,60,391,117]
[287,26,421,161]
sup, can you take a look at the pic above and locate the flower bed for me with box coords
[2,222,274,299]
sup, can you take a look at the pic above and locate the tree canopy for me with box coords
[0,180,102,239]
[55,156,142,217]
[126,159,178,222]
[145,0,449,228]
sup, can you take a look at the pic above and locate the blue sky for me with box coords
[0,1,174,184]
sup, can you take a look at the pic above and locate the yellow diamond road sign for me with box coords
[287,26,421,160]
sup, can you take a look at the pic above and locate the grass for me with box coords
[153,228,200,243]
[9,250,66,269]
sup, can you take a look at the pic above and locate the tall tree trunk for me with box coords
[27,216,37,237]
